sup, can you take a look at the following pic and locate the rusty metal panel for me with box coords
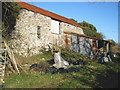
[64,32,101,40]
[65,35,68,48]
[18,2,82,28]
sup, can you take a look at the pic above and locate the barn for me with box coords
[11,2,110,57]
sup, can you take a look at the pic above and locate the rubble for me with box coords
[98,52,114,64]
[29,64,41,71]
[46,66,80,74]
[29,52,86,74]
[29,50,118,74]
[67,59,87,65]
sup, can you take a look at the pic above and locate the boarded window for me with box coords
[37,26,40,38]
[51,19,60,34]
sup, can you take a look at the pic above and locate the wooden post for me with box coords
[65,35,68,48]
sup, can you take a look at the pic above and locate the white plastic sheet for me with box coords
[51,19,60,34]
[53,52,69,69]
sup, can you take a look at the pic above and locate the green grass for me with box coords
[3,50,120,88]
[16,51,53,64]
[3,73,65,88]
[61,49,90,61]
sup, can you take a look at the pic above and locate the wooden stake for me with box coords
[4,40,20,74]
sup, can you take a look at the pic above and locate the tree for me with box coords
[2,2,21,39]
[70,18,78,23]
[82,27,104,39]
[79,21,97,31]
[70,19,104,39]
[79,21,104,39]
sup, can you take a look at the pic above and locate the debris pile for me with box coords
[98,52,115,64]
[29,51,118,74]
[67,59,87,65]
[29,64,48,73]
[29,64,41,71]
[53,52,69,69]
[46,66,80,74]
[29,52,87,74]
[46,52,86,74]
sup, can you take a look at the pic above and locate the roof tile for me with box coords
[18,2,82,28]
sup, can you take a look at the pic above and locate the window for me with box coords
[37,26,40,38]
[51,19,60,34]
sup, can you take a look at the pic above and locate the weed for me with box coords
[3,49,120,88]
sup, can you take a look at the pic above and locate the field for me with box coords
[3,49,120,88]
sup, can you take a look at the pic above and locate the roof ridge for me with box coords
[18,2,82,28]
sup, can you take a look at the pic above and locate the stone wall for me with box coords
[11,9,84,56]
[60,22,84,34]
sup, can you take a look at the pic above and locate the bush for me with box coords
[2,2,21,39]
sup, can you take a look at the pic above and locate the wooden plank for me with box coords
[4,41,20,74]
[64,32,102,40]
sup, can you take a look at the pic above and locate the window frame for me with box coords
[37,26,41,39]
[51,19,60,34]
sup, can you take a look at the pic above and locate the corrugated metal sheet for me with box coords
[64,32,102,40]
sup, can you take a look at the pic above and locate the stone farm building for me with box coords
[11,2,111,57]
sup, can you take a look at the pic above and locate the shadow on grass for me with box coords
[47,59,54,65]
[95,70,119,88]
[59,65,119,88]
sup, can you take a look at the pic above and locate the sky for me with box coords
[27,2,118,43]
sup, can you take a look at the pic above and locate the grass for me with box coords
[3,49,120,88]
[4,73,65,88]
